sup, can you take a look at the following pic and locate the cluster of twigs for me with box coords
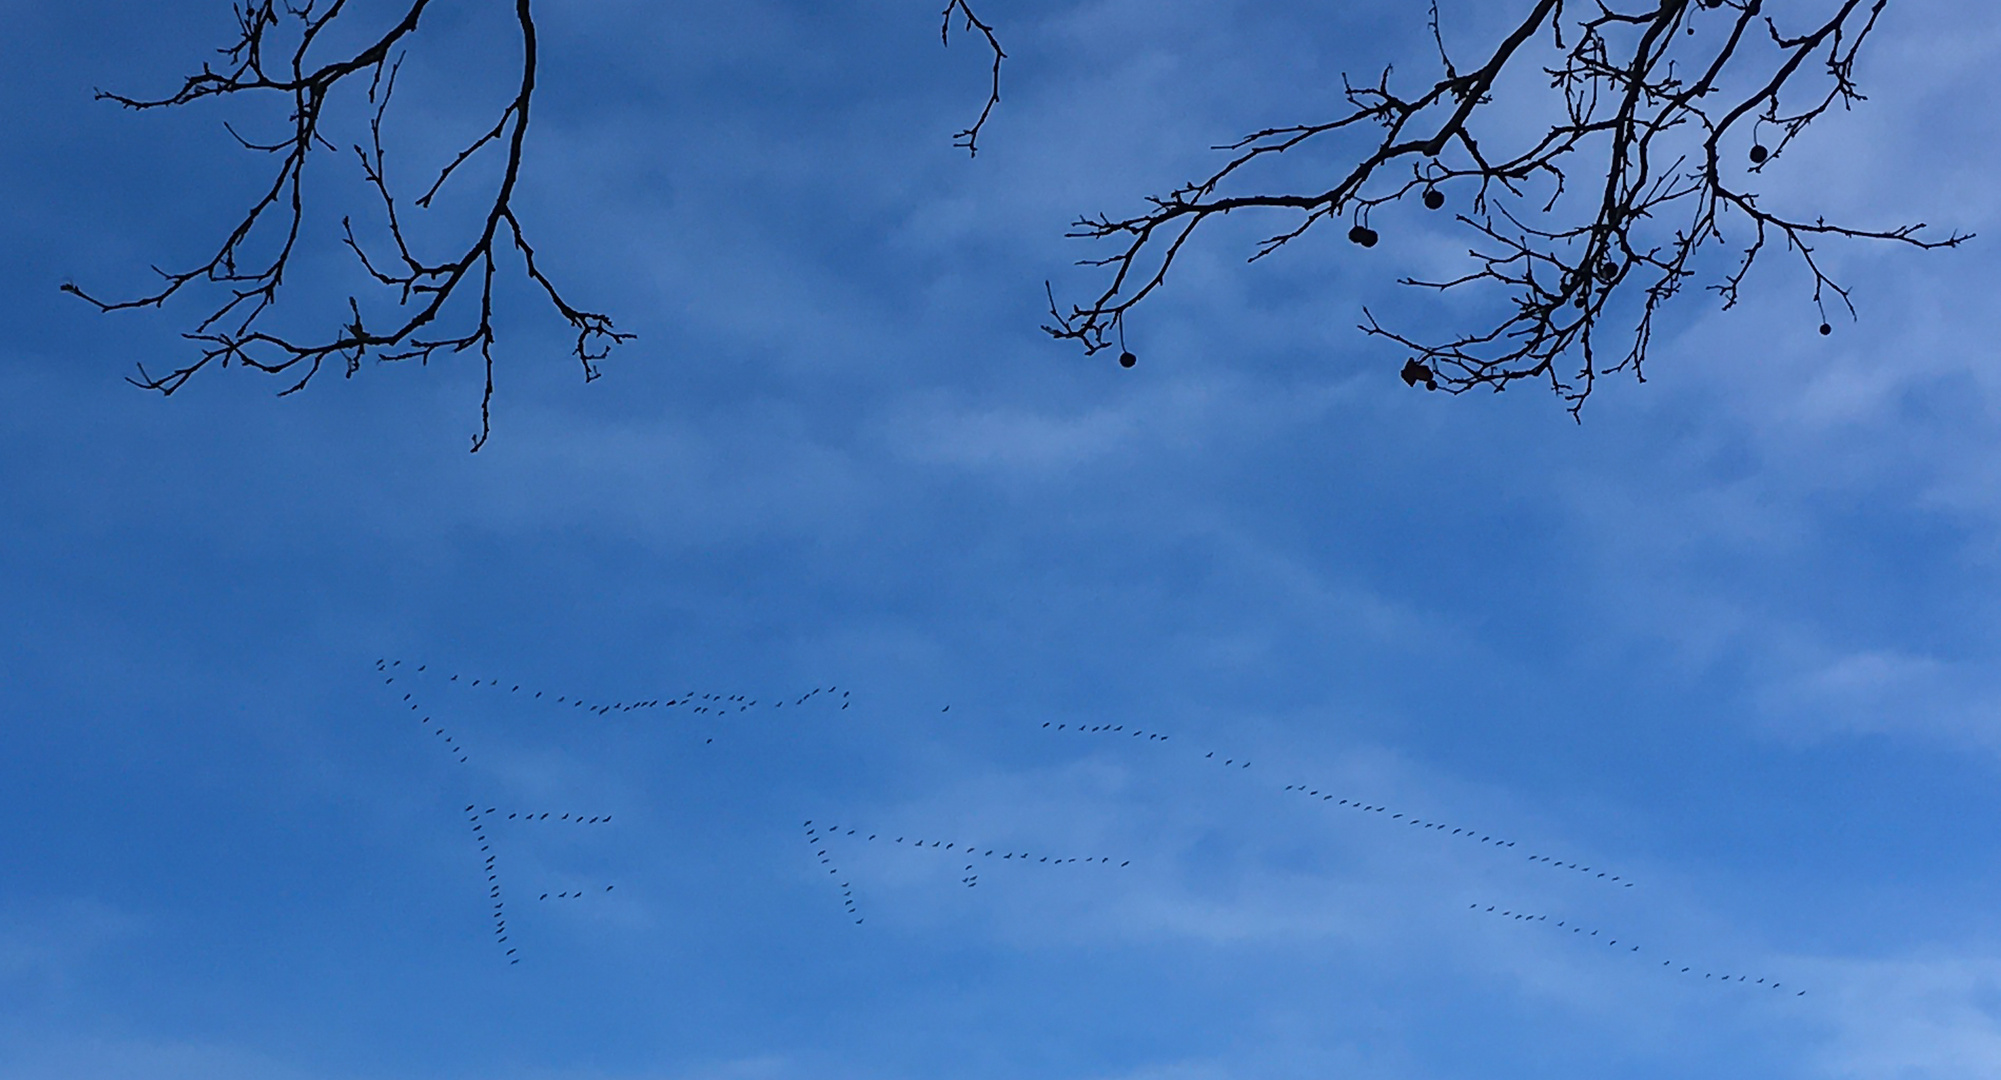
[1045,0,1969,411]
[64,0,627,450]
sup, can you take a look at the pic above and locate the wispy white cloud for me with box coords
[1808,954,2001,1080]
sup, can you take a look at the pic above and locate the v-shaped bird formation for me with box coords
[458,804,619,965]
[375,659,1802,994]
[380,659,686,963]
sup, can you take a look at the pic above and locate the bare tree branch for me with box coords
[64,0,629,451]
[941,0,1006,157]
[72,1,1013,447]
[1045,0,1971,413]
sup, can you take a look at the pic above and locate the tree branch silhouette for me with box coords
[69,1,1010,448]
[64,0,628,451]
[1045,0,1970,411]
[941,0,1006,157]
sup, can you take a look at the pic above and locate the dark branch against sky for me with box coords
[63,0,1968,441]
[64,0,624,451]
[1044,0,1969,413]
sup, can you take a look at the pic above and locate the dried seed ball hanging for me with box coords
[1819,322,1832,336]
[1348,225,1379,248]
[1749,144,1769,164]
[1118,351,1137,368]
[1423,188,1445,210]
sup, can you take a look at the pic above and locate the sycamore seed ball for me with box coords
[1118,350,1137,368]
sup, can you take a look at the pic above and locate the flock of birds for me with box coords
[1038,720,1636,889]
[382,669,470,763]
[457,803,620,963]
[381,660,678,963]
[375,658,1802,996]
[463,805,515,964]
[802,822,864,922]
[1033,717,1804,994]
[377,655,849,770]
[801,819,1134,923]
[460,800,616,960]
[1468,904,1802,994]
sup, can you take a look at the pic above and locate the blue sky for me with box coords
[4,0,2001,1077]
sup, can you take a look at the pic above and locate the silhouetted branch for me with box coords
[941,0,1006,156]
[1046,0,1970,412]
[64,0,629,451]
[72,1,1013,446]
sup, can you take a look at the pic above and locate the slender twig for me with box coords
[941,0,1006,156]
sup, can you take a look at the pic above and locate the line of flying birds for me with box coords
[377,657,848,717]
[376,659,1801,994]
[1040,719,1635,888]
[800,818,1134,924]
[377,657,850,765]
[1470,903,1803,994]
